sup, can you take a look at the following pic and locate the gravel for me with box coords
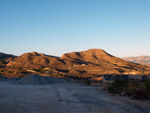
[16,74,66,85]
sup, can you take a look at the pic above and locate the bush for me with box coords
[126,81,144,99]
[8,71,13,73]
[143,79,150,99]
[108,79,128,95]
[54,73,64,77]
[59,73,64,76]
[0,72,2,78]
[125,80,150,100]
[18,67,23,70]
[84,79,91,85]
[108,79,150,100]
[39,69,44,74]
[0,70,4,73]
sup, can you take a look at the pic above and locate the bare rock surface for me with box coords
[0,77,150,113]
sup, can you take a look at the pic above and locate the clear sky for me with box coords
[0,0,150,57]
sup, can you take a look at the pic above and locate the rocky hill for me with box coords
[123,56,150,65]
[5,49,150,77]
[60,49,150,76]
[7,52,66,69]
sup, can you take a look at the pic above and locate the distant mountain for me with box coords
[123,56,150,65]
[6,49,150,76]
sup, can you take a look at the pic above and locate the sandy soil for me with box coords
[0,78,150,113]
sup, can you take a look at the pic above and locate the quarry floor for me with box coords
[0,78,150,113]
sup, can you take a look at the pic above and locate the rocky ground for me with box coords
[0,76,150,113]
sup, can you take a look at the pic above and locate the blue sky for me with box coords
[0,0,150,57]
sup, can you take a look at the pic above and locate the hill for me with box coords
[0,52,16,68]
[123,56,150,65]
[0,52,16,61]
[60,49,150,76]
[7,52,66,69]
[5,49,150,77]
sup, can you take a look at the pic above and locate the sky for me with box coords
[0,0,150,57]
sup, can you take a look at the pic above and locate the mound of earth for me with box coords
[17,74,53,85]
[16,74,66,85]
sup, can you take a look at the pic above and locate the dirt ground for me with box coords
[0,78,150,113]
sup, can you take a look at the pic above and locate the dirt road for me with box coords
[0,78,150,113]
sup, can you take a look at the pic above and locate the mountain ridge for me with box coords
[123,56,150,65]
[1,49,150,77]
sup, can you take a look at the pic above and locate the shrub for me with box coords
[125,80,150,99]
[143,79,150,99]
[0,70,4,73]
[39,69,44,74]
[0,72,2,78]
[60,73,64,76]
[84,79,91,85]
[8,71,13,73]
[108,79,128,95]
[108,79,150,100]
[126,81,144,99]
[55,73,63,77]
[18,67,23,70]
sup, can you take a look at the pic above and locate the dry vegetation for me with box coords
[106,79,150,100]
